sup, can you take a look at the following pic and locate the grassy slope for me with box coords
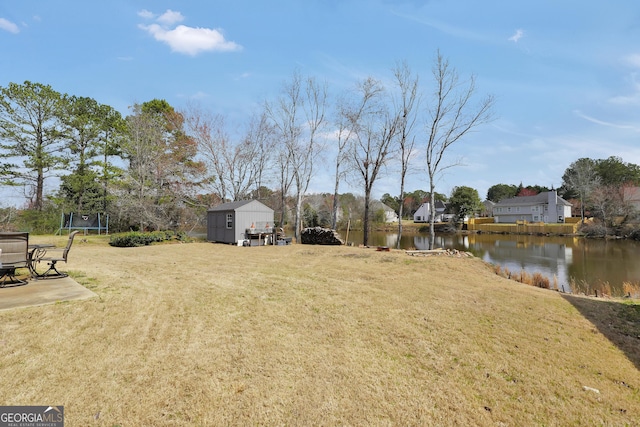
[1,236,639,426]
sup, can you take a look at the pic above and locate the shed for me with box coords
[207,200,275,244]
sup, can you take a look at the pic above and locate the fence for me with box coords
[467,217,580,235]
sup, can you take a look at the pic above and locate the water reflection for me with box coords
[343,230,640,294]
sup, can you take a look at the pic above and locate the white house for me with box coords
[371,201,399,223]
[492,191,572,224]
[413,200,447,223]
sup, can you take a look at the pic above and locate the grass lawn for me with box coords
[1,235,639,426]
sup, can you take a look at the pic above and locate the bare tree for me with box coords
[185,106,274,203]
[273,143,294,228]
[348,77,400,246]
[244,112,277,200]
[561,158,600,222]
[392,61,419,248]
[590,182,637,230]
[330,88,375,229]
[266,72,328,241]
[423,51,495,249]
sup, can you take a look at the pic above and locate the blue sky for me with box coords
[2,0,640,207]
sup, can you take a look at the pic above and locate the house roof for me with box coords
[207,200,272,212]
[418,200,447,210]
[494,191,572,207]
[370,200,396,213]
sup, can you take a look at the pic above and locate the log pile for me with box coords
[406,248,474,258]
[300,227,345,245]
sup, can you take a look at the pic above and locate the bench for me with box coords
[0,232,29,287]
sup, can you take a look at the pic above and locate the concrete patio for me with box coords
[0,276,97,311]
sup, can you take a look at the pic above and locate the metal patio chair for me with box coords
[0,232,29,287]
[35,231,79,279]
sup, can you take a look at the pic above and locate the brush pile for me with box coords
[405,248,473,257]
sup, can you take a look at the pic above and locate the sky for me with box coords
[2,0,640,207]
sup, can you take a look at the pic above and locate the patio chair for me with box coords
[36,231,79,279]
[0,232,29,287]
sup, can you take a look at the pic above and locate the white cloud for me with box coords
[392,12,491,42]
[508,29,524,43]
[624,53,640,68]
[0,17,20,34]
[157,10,185,26]
[605,72,640,106]
[137,9,155,19]
[574,110,638,130]
[140,24,241,55]
[182,91,209,100]
[138,10,241,56]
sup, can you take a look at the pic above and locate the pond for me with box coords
[344,230,640,296]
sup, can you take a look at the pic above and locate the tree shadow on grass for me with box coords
[562,294,640,370]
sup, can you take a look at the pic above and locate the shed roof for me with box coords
[207,200,273,212]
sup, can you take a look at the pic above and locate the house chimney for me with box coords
[548,190,558,223]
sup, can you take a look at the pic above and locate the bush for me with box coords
[109,230,187,247]
[580,222,607,238]
[14,206,60,234]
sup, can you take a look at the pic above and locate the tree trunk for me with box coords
[397,178,405,249]
[429,182,436,250]
[294,190,303,242]
[35,170,44,211]
[363,189,371,246]
[331,167,340,230]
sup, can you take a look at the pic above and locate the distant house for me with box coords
[623,187,640,212]
[371,201,399,223]
[492,191,572,223]
[207,200,274,244]
[413,200,447,223]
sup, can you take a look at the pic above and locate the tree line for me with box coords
[0,52,494,246]
[379,156,640,236]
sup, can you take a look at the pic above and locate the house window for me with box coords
[226,213,233,229]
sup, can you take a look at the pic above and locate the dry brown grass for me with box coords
[1,235,639,426]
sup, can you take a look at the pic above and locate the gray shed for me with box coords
[207,200,275,244]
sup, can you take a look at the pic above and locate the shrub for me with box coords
[109,230,186,247]
[531,272,550,289]
[580,222,607,238]
[622,282,640,299]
